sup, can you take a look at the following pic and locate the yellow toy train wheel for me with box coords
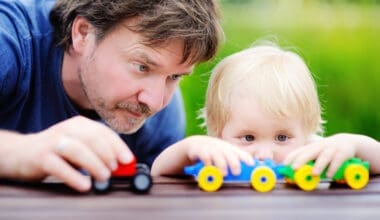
[344,164,369,190]
[250,166,276,192]
[294,165,320,191]
[198,165,223,192]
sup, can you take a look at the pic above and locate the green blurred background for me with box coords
[180,0,380,140]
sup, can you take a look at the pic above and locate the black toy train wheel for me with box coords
[92,179,111,194]
[131,172,152,193]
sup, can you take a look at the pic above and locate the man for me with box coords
[0,0,223,192]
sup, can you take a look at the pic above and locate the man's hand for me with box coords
[0,116,133,192]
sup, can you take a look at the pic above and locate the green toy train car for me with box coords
[279,157,370,191]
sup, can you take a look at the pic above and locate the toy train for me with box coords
[184,157,369,192]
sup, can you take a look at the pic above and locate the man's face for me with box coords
[78,20,193,134]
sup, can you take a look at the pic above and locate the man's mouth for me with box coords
[126,109,143,119]
[116,102,152,119]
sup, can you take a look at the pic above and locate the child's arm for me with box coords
[151,135,254,176]
[284,133,380,177]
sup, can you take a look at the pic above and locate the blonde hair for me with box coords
[203,44,324,137]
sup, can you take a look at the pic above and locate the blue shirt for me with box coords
[0,0,185,167]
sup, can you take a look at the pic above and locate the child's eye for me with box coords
[276,134,289,142]
[244,135,255,142]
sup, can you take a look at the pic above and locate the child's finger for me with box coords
[312,147,336,175]
[223,151,242,176]
[283,146,308,165]
[210,151,228,175]
[283,148,301,165]
[290,145,322,169]
[196,149,212,166]
[238,150,255,166]
[326,153,349,178]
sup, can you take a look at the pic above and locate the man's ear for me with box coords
[71,16,93,54]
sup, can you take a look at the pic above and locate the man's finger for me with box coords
[107,132,134,164]
[54,137,110,182]
[42,153,91,192]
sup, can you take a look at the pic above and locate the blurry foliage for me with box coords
[180,0,380,140]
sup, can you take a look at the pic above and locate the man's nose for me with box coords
[138,79,166,113]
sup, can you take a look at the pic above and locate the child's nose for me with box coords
[253,147,274,161]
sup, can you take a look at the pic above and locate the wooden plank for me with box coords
[1,176,380,219]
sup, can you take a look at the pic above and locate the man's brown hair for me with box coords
[50,0,223,64]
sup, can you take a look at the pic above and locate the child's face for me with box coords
[220,97,308,163]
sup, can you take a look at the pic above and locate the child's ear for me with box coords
[71,16,93,54]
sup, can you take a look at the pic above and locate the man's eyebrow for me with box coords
[136,51,160,67]
[136,51,194,75]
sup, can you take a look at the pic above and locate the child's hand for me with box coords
[186,136,254,176]
[283,134,357,178]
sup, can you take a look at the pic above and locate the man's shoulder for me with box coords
[0,0,59,85]
[0,0,55,36]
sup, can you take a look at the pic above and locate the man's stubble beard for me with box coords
[77,66,151,134]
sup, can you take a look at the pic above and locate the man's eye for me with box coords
[244,135,255,142]
[135,64,148,72]
[170,74,182,81]
[276,134,288,142]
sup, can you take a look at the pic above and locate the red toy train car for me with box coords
[92,157,152,194]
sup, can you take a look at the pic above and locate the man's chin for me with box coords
[109,119,146,134]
